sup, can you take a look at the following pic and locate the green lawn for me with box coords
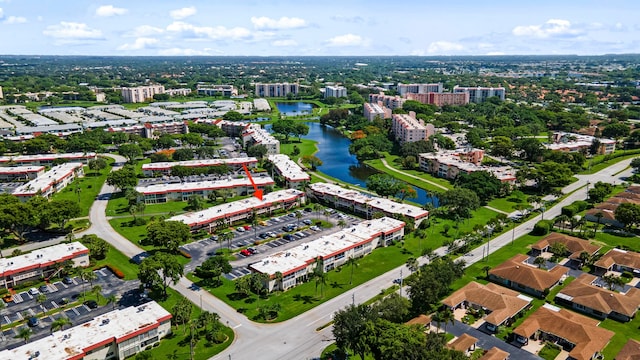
[189,244,417,323]
[600,315,640,359]
[139,287,234,360]
[581,149,640,174]
[106,192,249,216]
[90,243,140,280]
[365,153,453,193]
[51,163,112,217]
[486,192,529,213]
[538,343,561,360]
[280,138,318,162]
[109,215,155,249]
[591,231,640,253]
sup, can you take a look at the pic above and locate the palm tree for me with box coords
[555,215,570,232]
[534,256,546,269]
[345,257,359,285]
[106,294,118,310]
[594,211,604,239]
[16,327,32,343]
[36,293,47,314]
[437,308,455,334]
[482,265,491,279]
[92,285,103,304]
[50,317,72,333]
[337,219,347,229]
[273,271,284,291]
[295,212,303,227]
[81,269,98,287]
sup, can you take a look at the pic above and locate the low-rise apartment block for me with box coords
[368,93,405,110]
[169,189,306,231]
[254,83,299,97]
[249,217,405,291]
[546,132,616,155]
[165,88,192,97]
[267,154,309,189]
[0,152,97,166]
[406,92,470,106]
[121,85,165,103]
[397,83,443,95]
[363,102,391,122]
[0,165,45,181]
[135,175,275,204]
[0,301,172,360]
[12,162,84,200]
[0,242,89,289]
[308,182,428,227]
[324,85,347,98]
[453,86,505,103]
[141,157,258,177]
[197,84,237,97]
[391,112,435,143]
[202,120,280,155]
[418,149,516,184]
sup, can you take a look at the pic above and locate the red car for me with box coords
[243,225,252,231]
[240,249,252,256]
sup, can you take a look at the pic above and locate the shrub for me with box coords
[105,265,125,279]
[532,220,551,235]
[561,205,578,217]
[0,288,8,296]
[574,200,590,212]
[206,330,227,344]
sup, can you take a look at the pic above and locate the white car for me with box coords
[29,288,40,296]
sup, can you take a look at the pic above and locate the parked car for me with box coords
[243,225,252,231]
[28,288,39,296]
[236,227,246,233]
[247,248,258,254]
[283,234,294,241]
[39,285,48,293]
[59,298,69,305]
[302,219,313,225]
[63,276,73,284]
[84,300,98,309]
[209,235,218,241]
[27,317,39,327]
[258,233,269,239]
[304,208,312,212]
[240,249,252,256]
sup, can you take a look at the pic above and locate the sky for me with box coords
[0,0,639,56]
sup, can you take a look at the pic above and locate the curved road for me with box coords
[87,155,636,360]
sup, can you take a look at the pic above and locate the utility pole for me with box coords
[511,220,516,246]
[352,292,355,306]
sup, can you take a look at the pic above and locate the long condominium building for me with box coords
[418,149,516,184]
[267,154,310,189]
[391,112,435,143]
[12,162,84,200]
[308,182,429,226]
[197,84,237,97]
[141,157,258,177]
[0,242,89,289]
[453,86,505,103]
[0,152,97,166]
[406,92,470,106]
[135,175,275,204]
[368,93,405,110]
[546,132,616,155]
[0,165,45,181]
[363,102,391,122]
[0,301,172,360]
[249,217,405,291]
[169,189,306,231]
[106,121,189,139]
[397,83,443,95]
[121,85,166,103]
[324,85,347,98]
[254,83,299,97]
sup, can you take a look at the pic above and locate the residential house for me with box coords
[616,339,640,360]
[447,334,478,356]
[594,248,640,276]
[489,254,568,297]
[530,233,601,266]
[478,347,510,360]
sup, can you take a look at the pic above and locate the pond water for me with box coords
[274,102,314,116]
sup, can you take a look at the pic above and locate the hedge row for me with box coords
[105,264,125,279]
[561,200,591,217]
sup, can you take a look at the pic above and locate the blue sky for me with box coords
[0,0,638,56]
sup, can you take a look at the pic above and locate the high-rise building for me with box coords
[254,83,299,97]
[391,112,434,143]
[406,92,470,106]
[324,85,347,98]
[368,93,404,110]
[397,83,443,95]
[453,86,505,103]
[363,102,391,122]
[121,85,165,103]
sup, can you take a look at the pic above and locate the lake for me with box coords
[275,102,314,116]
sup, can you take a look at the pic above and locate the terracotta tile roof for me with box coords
[489,254,568,293]
[478,347,510,360]
[557,273,640,317]
[514,305,614,360]
[442,281,532,326]
[626,186,640,195]
[585,208,617,221]
[404,314,432,326]
[594,248,640,271]
[531,233,601,259]
[616,339,640,360]
[615,192,640,201]
[605,197,640,205]
[447,333,478,352]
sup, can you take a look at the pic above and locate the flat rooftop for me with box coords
[135,175,274,195]
[0,241,88,277]
[0,165,45,174]
[0,152,96,164]
[0,301,171,360]
[142,157,258,171]
[267,154,309,182]
[12,162,83,196]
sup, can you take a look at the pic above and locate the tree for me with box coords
[36,293,47,313]
[80,234,110,260]
[440,188,480,219]
[194,255,232,286]
[87,157,107,175]
[146,221,191,253]
[81,268,98,287]
[434,307,455,333]
[172,148,194,161]
[172,297,193,334]
[300,155,323,170]
[106,166,137,191]
[455,171,503,204]
[534,256,546,269]
[371,292,410,323]
[406,257,419,273]
[153,134,176,150]
[0,201,38,242]
[16,327,32,343]
[106,294,118,310]
[234,276,251,297]
[247,144,268,159]
[407,258,465,315]
[346,257,359,285]
[92,285,103,304]
[117,143,143,162]
[333,304,375,360]
[527,161,573,193]
[615,203,640,230]
[222,110,243,121]
[272,119,297,142]
[602,123,630,139]
[50,317,72,332]
[138,252,184,297]
[187,195,205,211]
[182,133,204,148]
[490,136,514,158]
[45,199,81,229]
[631,158,640,172]
[549,241,568,257]
[516,137,544,162]
[366,174,405,198]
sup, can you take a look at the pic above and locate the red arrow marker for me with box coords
[242,164,263,200]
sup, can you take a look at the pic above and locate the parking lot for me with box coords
[0,267,141,351]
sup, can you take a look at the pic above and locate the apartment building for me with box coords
[200,119,280,155]
[107,121,189,139]
[267,154,310,189]
[546,132,616,155]
[397,83,443,95]
[165,88,192,97]
[324,85,347,98]
[12,162,84,200]
[406,92,470,106]
[253,98,271,111]
[363,102,391,122]
[197,84,237,97]
[418,149,517,184]
[0,165,45,181]
[254,83,299,97]
[136,175,275,204]
[453,86,505,103]
[0,152,97,166]
[308,182,429,227]
[142,157,258,177]
[368,93,405,110]
[0,301,172,360]
[169,189,306,231]
[249,217,405,291]
[0,242,89,289]
[121,85,166,103]
[391,112,435,143]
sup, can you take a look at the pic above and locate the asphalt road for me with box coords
[85,156,636,360]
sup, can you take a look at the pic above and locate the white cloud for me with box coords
[4,15,26,24]
[170,6,196,20]
[166,21,251,40]
[513,19,583,38]
[271,39,298,47]
[117,37,158,50]
[326,34,368,47]
[427,41,464,54]
[250,16,306,30]
[43,22,103,40]
[486,51,506,56]
[125,25,164,37]
[95,5,128,17]
[158,47,212,56]
[0,8,3,19]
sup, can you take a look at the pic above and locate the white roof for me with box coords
[309,182,428,220]
[250,217,405,276]
[0,165,44,174]
[0,241,88,276]
[136,175,274,195]
[142,157,258,171]
[13,162,83,196]
[267,154,309,182]
[0,152,96,164]
[393,113,427,130]
[169,189,304,227]
[0,301,171,360]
